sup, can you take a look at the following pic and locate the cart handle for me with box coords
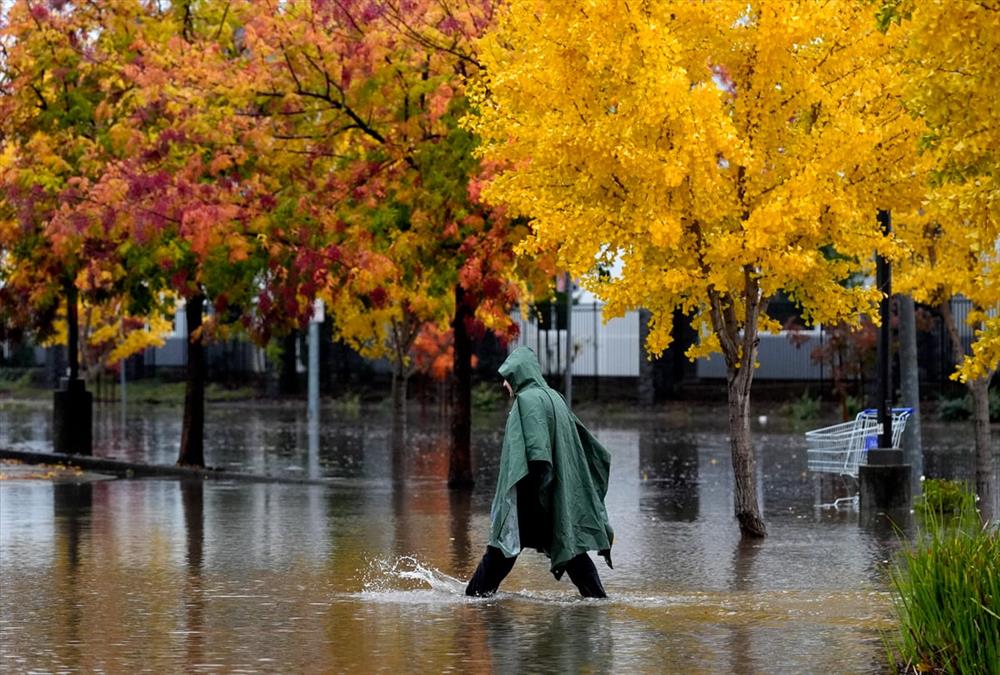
[859,407,913,416]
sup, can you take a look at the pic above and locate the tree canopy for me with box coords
[469,0,925,535]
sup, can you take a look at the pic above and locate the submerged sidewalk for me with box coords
[0,458,114,483]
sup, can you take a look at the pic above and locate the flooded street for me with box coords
[0,400,989,673]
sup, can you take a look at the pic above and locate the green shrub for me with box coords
[0,369,35,390]
[889,491,999,674]
[938,394,972,422]
[938,390,1000,422]
[915,479,979,529]
[472,381,505,410]
[782,390,821,422]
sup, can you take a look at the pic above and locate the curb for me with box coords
[0,447,343,486]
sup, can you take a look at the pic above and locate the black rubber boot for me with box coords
[465,546,518,597]
[565,553,607,598]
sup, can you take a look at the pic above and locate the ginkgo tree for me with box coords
[888,0,1000,522]
[471,0,924,536]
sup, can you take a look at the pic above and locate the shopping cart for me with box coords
[806,408,912,508]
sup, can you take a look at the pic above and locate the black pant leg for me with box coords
[564,552,607,598]
[465,546,518,597]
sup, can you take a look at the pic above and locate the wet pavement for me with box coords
[0,399,993,673]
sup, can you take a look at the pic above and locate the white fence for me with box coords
[696,330,826,380]
[511,303,640,377]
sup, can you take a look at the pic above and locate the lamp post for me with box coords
[876,209,893,449]
[859,210,911,514]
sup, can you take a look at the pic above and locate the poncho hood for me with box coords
[498,346,547,393]
[489,347,614,575]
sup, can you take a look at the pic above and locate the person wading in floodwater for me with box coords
[466,346,614,598]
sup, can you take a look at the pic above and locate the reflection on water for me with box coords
[0,402,989,672]
[640,432,700,521]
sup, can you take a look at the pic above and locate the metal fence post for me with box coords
[308,300,323,422]
[594,303,600,401]
[564,273,573,409]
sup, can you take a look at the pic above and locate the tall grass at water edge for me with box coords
[889,481,999,674]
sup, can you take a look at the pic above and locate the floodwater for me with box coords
[0,399,990,673]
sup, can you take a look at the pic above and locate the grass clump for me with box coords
[914,479,979,529]
[331,392,361,416]
[888,486,999,674]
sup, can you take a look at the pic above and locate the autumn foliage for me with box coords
[2,0,543,473]
[887,0,1000,521]
[469,0,926,535]
[2,0,537,373]
[2,0,995,510]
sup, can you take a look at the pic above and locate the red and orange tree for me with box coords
[0,1,176,385]
[2,1,313,466]
[231,0,543,483]
[4,0,543,479]
[95,1,327,466]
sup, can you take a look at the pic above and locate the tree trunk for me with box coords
[392,372,407,418]
[941,299,996,523]
[898,295,923,492]
[969,377,995,523]
[178,294,206,467]
[449,285,474,487]
[707,269,767,538]
[727,365,766,537]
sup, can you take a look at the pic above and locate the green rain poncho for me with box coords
[489,346,614,575]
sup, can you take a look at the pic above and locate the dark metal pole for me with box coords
[859,208,911,516]
[819,325,824,394]
[66,281,79,381]
[876,209,893,448]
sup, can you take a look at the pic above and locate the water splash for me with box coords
[360,556,468,601]
[357,557,658,606]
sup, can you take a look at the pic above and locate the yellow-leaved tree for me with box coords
[470,0,923,536]
[889,0,1000,522]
